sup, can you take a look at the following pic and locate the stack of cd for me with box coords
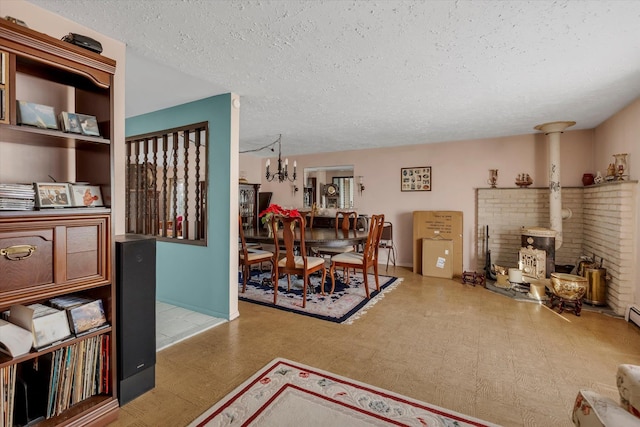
[0,183,36,211]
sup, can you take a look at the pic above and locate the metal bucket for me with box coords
[583,267,607,306]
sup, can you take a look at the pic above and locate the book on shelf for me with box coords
[0,319,33,357]
[55,344,77,416]
[0,183,35,198]
[79,335,103,401]
[44,336,105,419]
[10,304,72,350]
[0,183,36,211]
[71,339,86,405]
[100,334,110,394]
[46,348,62,418]
[1,334,110,422]
[0,198,35,210]
[1,364,17,427]
[48,295,93,311]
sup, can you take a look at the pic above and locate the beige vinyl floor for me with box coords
[113,266,640,427]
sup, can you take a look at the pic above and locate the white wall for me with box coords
[239,153,263,185]
[247,104,638,306]
[249,129,596,272]
[594,97,640,309]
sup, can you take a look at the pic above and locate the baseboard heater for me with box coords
[627,305,640,328]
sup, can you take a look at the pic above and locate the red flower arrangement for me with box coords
[259,204,300,225]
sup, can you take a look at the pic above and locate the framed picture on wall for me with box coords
[401,166,431,192]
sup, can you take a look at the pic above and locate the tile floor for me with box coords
[114,267,640,427]
[155,301,226,351]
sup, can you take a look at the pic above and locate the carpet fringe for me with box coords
[341,277,404,325]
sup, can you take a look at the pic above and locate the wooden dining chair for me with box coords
[298,210,315,229]
[328,214,385,298]
[379,221,397,271]
[271,215,327,307]
[296,210,315,255]
[315,211,358,258]
[238,216,275,293]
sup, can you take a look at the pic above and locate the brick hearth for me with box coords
[477,181,637,315]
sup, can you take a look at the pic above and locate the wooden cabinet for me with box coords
[0,215,109,300]
[0,20,118,425]
[239,183,260,232]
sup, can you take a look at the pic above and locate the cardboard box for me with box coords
[422,238,453,279]
[413,211,463,276]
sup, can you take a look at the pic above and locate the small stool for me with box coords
[462,271,485,287]
[548,293,583,316]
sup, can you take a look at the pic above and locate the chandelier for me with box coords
[265,134,296,182]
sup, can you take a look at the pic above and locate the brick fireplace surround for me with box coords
[477,181,638,316]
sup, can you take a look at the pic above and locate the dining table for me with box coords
[242,227,369,248]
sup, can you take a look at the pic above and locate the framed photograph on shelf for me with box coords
[401,166,431,192]
[70,184,104,207]
[76,113,101,136]
[58,111,83,134]
[34,183,73,208]
[67,299,108,335]
[16,100,58,130]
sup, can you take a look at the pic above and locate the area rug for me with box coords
[189,358,500,427]
[238,270,401,324]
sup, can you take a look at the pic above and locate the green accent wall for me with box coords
[125,94,232,319]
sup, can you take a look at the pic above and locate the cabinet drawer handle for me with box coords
[0,245,37,261]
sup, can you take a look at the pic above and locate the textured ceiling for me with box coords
[27,0,640,156]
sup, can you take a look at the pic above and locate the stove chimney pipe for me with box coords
[534,121,576,250]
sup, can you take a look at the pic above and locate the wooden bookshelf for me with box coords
[0,19,118,425]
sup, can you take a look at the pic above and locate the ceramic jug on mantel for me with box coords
[582,173,594,186]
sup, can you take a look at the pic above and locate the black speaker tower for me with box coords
[115,235,156,405]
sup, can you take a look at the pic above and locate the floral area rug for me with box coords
[238,270,401,324]
[189,358,500,427]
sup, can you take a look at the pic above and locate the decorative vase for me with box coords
[267,220,279,237]
[594,171,604,184]
[613,153,629,180]
[264,218,274,236]
[487,169,498,188]
[582,173,594,186]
